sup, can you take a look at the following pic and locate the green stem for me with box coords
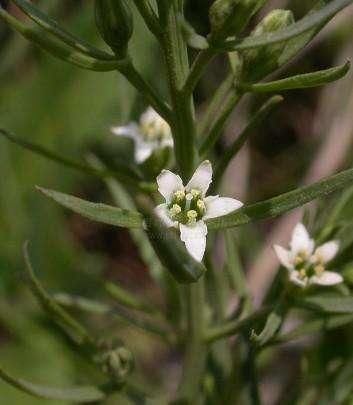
[118,58,172,123]
[243,341,261,405]
[177,281,206,402]
[204,307,270,344]
[183,49,215,96]
[160,0,198,180]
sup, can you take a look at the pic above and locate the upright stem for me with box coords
[177,281,206,402]
[159,0,198,181]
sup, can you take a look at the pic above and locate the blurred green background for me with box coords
[0,1,353,404]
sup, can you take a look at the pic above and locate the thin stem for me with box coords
[243,341,261,405]
[182,48,215,96]
[177,281,206,402]
[204,307,270,344]
[212,95,283,191]
[133,0,162,39]
[159,0,198,180]
[117,58,172,123]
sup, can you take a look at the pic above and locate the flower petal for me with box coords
[290,223,314,256]
[273,245,292,270]
[156,170,184,202]
[154,204,177,228]
[161,137,174,148]
[313,240,339,263]
[310,271,343,286]
[186,160,213,196]
[111,123,140,140]
[179,221,208,262]
[203,195,243,220]
[134,140,154,163]
[289,271,307,287]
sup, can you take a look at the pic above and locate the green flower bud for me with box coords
[102,347,134,383]
[95,0,133,58]
[242,9,295,81]
[209,0,268,39]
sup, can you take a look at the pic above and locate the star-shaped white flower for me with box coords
[155,160,243,262]
[111,107,173,163]
[274,223,343,288]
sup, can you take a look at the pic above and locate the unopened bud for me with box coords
[95,0,133,58]
[102,347,134,383]
[242,9,294,81]
[209,0,268,39]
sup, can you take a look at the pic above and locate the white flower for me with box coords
[111,107,173,163]
[274,223,343,288]
[155,160,243,262]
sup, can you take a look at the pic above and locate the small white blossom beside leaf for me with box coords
[155,160,243,262]
[274,223,343,288]
[111,107,173,163]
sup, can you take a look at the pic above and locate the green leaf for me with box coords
[37,186,144,229]
[299,295,353,313]
[178,14,209,50]
[0,365,106,402]
[11,0,115,60]
[251,310,282,346]
[0,8,121,71]
[145,212,206,284]
[0,129,152,191]
[219,0,353,51]
[241,61,350,93]
[23,242,95,347]
[207,166,353,230]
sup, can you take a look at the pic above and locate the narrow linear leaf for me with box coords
[251,310,282,346]
[12,0,115,60]
[298,295,353,314]
[23,242,94,347]
[212,95,283,189]
[0,129,147,188]
[220,0,353,51]
[37,186,143,229]
[0,8,121,71]
[241,62,350,93]
[178,14,209,50]
[207,166,353,230]
[0,365,106,402]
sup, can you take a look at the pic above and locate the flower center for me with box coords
[294,252,325,280]
[168,188,206,225]
[140,117,171,143]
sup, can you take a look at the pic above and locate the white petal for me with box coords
[289,271,307,287]
[179,221,208,262]
[290,223,314,256]
[154,204,176,228]
[310,271,343,286]
[134,140,154,163]
[313,241,339,263]
[273,245,292,270]
[156,170,184,203]
[111,123,140,140]
[203,195,243,220]
[161,137,174,148]
[186,160,213,196]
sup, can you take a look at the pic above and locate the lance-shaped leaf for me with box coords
[0,8,121,71]
[251,310,283,346]
[0,365,106,402]
[219,0,353,51]
[11,0,116,60]
[241,61,351,93]
[179,14,209,50]
[23,242,95,347]
[0,129,153,191]
[207,166,353,230]
[298,295,353,314]
[37,186,144,229]
[144,212,206,284]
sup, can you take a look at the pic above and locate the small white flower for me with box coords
[155,160,243,262]
[274,223,343,288]
[111,107,173,163]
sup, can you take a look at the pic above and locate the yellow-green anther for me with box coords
[95,0,133,58]
[186,193,193,201]
[197,199,206,211]
[191,189,201,198]
[170,204,182,217]
[314,264,325,276]
[187,210,198,223]
[174,190,185,201]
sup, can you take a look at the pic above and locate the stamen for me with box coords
[191,189,201,198]
[169,204,182,217]
[174,190,185,201]
[314,264,325,276]
[187,210,198,224]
